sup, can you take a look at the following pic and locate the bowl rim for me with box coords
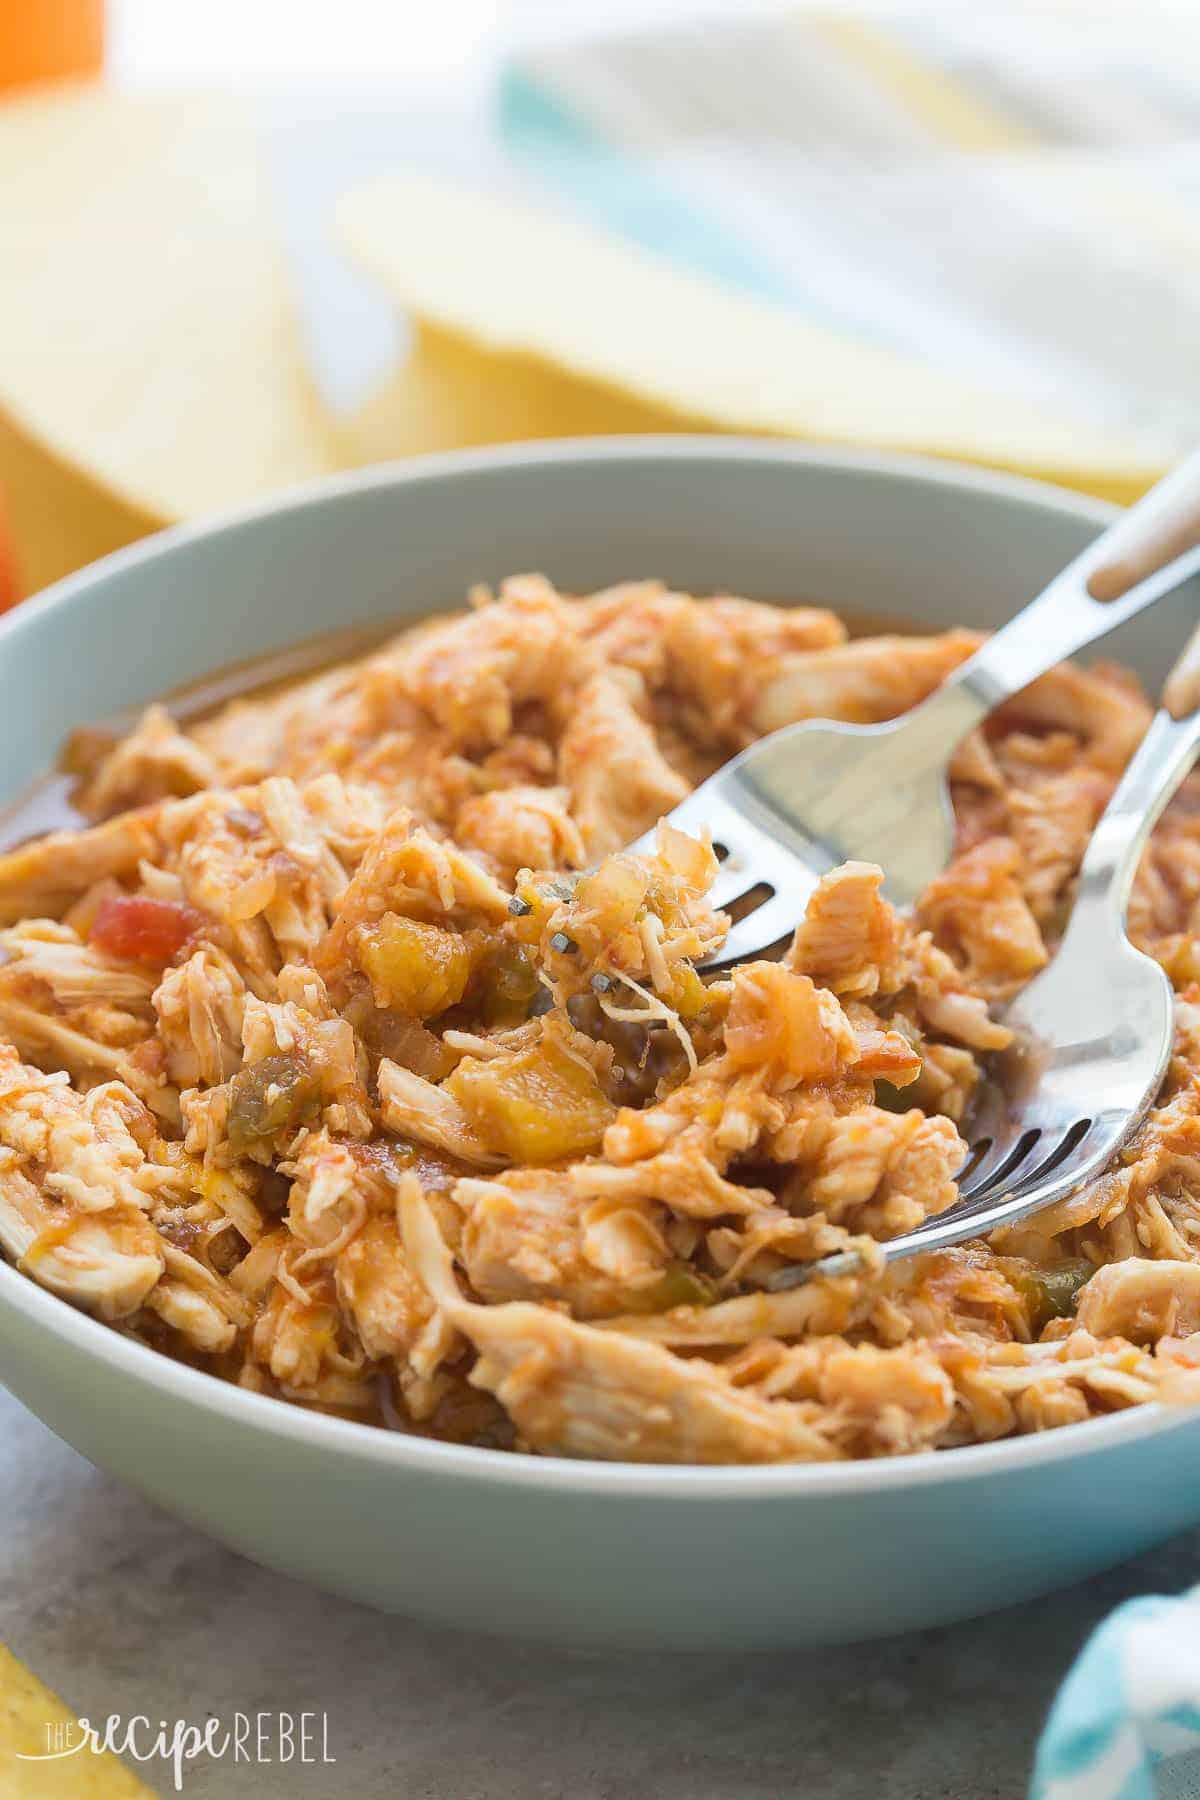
[7,430,1187,1502]
[0,433,1120,657]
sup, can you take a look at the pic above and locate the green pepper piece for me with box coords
[226,1053,321,1154]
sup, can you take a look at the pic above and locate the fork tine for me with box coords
[770,1118,1105,1291]
[904,1138,1107,1255]
[992,1118,1093,1201]
[707,858,764,911]
[957,1109,1095,1211]
[950,1137,990,1189]
[706,812,815,913]
[918,1162,1047,1239]
[771,1126,1073,1290]
[954,1126,1039,1200]
[769,1167,1073,1291]
[700,889,812,969]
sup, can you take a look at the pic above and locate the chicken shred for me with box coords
[3,575,1200,1461]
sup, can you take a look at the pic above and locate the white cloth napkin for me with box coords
[503,0,1200,491]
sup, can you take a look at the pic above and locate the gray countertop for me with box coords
[4,1385,1199,1799]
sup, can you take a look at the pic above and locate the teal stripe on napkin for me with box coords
[498,68,807,309]
[1033,1592,1200,1800]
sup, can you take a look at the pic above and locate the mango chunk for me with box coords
[358,913,473,1018]
[664,963,709,1022]
[446,1038,614,1163]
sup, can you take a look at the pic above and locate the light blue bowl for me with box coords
[2,439,1197,1649]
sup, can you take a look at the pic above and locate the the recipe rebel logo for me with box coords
[17,1709,336,1790]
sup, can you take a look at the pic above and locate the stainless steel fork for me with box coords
[632,449,1200,970]
[770,623,1200,1288]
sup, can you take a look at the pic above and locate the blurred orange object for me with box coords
[0,0,103,92]
[0,491,20,611]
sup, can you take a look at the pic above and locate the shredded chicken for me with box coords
[2,574,1198,1461]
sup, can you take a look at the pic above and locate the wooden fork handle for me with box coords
[1164,621,1200,721]
[1087,448,1200,601]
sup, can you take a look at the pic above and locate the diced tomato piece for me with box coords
[89,894,204,965]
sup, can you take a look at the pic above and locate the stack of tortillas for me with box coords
[0,85,1165,596]
[335,173,1165,508]
[0,83,334,593]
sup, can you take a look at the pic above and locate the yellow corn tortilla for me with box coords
[335,318,692,467]
[0,83,336,590]
[337,173,1165,504]
[0,1644,152,1796]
